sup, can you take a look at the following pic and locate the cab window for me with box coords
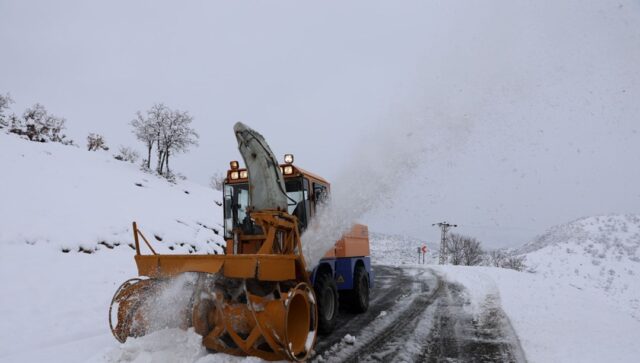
[313,182,329,213]
[285,177,310,231]
[223,183,250,239]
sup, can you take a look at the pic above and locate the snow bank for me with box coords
[0,133,225,254]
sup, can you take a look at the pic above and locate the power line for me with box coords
[432,221,457,265]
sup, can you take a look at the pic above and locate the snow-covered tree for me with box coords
[9,103,70,144]
[131,103,199,176]
[486,249,526,271]
[209,172,225,191]
[0,92,13,128]
[113,146,140,163]
[446,233,484,266]
[131,104,164,169]
[488,249,506,267]
[502,255,526,271]
[87,133,108,151]
[461,236,483,266]
[446,233,465,265]
[157,108,198,174]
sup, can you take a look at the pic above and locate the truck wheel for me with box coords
[350,265,369,313]
[314,272,339,335]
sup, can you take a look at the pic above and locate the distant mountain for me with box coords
[518,214,640,320]
[0,132,225,254]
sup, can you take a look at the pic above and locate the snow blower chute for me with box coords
[109,122,318,361]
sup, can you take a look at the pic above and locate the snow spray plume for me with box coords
[138,273,198,333]
[301,117,470,268]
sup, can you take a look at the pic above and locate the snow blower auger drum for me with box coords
[109,211,318,361]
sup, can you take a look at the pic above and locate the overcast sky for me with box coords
[2,0,639,248]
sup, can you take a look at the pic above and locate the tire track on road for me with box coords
[339,270,443,362]
[314,267,526,363]
[418,282,526,363]
[313,266,419,356]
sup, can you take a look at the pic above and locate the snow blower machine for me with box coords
[109,122,373,361]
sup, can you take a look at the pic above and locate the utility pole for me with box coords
[432,221,457,265]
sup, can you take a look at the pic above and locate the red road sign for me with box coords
[421,245,427,253]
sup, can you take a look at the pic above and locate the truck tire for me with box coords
[350,265,370,313]
[314,272,339,335]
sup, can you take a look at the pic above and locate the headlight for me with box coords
[284,154,294,164]
[239,170,248,178]
[230,160,239,170]
[283,166,293,175]
[230,171,239,180]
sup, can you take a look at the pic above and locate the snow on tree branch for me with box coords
[131,103,199,177]
[8,103,71,144]
[0,92,13,128]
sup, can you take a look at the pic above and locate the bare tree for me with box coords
[0,92,13,128]
[209,172,225,191]
[446,233,465,265]
[87,133,108,151]
[461,237,483,266]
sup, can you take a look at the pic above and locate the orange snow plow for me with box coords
[109,211,318,361]
[109,122,373,361]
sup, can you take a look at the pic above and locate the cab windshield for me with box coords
[223,177,309,239]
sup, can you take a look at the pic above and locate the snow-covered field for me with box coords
[2,133,640,362]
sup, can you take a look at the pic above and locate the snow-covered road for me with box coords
[314,266,525,362]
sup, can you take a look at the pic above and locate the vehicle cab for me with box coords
[223,154,329,242]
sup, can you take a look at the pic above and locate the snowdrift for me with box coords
[0,133,225,254]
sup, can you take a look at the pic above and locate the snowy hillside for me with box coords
[0,133,229,362]
[518,214,640,320]
[0,133,225,254]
